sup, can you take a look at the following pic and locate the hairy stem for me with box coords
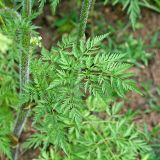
[76,0,92,45]
[91,0,96,36]
[22,0,32,16]
[12,0,32,159]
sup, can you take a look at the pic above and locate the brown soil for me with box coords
[127,9,160,130]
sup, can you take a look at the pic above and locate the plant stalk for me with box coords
[91,0,96,36]
[76,0,93,46]
[12,0,32,160]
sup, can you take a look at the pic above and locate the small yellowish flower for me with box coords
[30,36,42,47]
[0,33,12,53]
[142,154,150,160]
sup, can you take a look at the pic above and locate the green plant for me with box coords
[0,0,155,160]
[94,33,151,67]
[30,103,151,160]
[104,0,160,29]
[0,27,18,160]
[39,0,60,14]
[120,36,151,66]
[142,81,160,112]
[144,124,160,160]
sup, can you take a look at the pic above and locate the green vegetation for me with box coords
[0,0,160,160]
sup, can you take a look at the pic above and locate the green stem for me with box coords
[0,1,7,27]
[76,0,93,45]
[91,0,96,36]
[0,1,6,9]
[12,0,32,160]
[0,16,5,26]
[22,0,32,16]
